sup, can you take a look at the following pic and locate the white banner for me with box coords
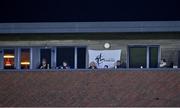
[88,49,121,68]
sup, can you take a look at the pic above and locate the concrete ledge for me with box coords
[0,68,180,73]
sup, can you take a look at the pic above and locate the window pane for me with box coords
[40,49,51,69]
[4,49,15,69]
[21,49,30,69]
[129,47,147,68]
[149,47,158,68]
[57,47,74,69]
[77,48,86,69]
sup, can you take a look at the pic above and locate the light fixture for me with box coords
[104,42,111,49]
[3,55,15,58]
[21,62,30,65]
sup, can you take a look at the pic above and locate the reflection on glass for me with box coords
[4,49,15,69]
[21,49,30,69]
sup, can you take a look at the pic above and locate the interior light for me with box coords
[4,55,15,58]
[21,62,30,65]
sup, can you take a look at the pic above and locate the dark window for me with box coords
[129,47,147,68]
[57,47,74,69]
[149,47,159,68]
[4,49,15,69]
[77,47,86,69]
[21,49,30,69]
[40,49,51,68]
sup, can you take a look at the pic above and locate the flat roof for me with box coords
[0,21,180,34]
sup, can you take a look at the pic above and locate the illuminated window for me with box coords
[21,49,30,69]
[4,49,15,69]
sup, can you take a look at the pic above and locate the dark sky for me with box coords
[0,0,180,22]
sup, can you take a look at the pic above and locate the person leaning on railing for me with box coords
[38,58,49,69]
[88,61,98,69]
[58,61,70,69]
[160,59,167,68]
[114,60,126,69]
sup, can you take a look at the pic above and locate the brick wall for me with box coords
[0,70,180,107]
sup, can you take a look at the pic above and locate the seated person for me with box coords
[39,58,48,69]
[104,65,109,69]
[115,60,122,68]
[114,60,126,69]
[59,61,70,69]
[169,62,174,68]
[88,61,98,69]
[160,59,167,68]
[114,60,121,69]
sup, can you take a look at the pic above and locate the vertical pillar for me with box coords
[74,47,77,69]
[32,47,40,69]
[30,47,33,69]
[127,46,130,68]
[158,46,161,68]
[51,47,57,69]
[16,48,20,69]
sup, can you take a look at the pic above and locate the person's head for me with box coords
[89,61,97,67]
[63,61,68,67]
[116,60,121,66]
[161,59,166,63]
[163,59,166,62]
[104,65,108,68]
[42,58,47,65]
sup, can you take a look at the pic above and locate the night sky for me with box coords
[0,0,180,22]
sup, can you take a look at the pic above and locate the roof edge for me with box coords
[0,21,180,33]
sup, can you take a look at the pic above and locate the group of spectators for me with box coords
[38,58,70,69]
[88,58,172,69]
[88,60,126,69]
[38,58,171,69]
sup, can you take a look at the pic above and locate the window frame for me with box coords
[127,45,160,68]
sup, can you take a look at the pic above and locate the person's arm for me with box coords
[160,62,166,68]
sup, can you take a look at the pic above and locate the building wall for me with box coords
[0,39,180,68]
